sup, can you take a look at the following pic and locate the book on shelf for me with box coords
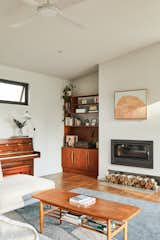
[82,221,107,232]
[75,108,87,113]
[61,212,82,225]
[61,211,118,231]
[81,218,117,232]
[88,110,98,113]
[61,215,81,225]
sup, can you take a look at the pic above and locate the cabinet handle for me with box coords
[86,152,89,168]
[71,151,74,165]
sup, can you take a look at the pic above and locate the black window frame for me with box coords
[0,79,29,105]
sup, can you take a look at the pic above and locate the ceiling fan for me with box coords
[10,0,85,28]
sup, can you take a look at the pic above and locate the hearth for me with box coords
[111,140,153,169]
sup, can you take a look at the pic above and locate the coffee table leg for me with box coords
[124,221,128,240]
[40,201,44,234]
[107,219,111,240]
[59,208,62,224]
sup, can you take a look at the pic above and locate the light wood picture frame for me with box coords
[114,89,148,120]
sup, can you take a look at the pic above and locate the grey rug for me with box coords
[72,188,160,240]
[5,204,76,240]
[5,188,160,240]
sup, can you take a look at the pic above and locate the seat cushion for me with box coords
[0,215,39,240]
[39,235,53,240]
[0,174,54,214]
[0,215,53,240]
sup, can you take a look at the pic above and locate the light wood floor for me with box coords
[46,172,160,203]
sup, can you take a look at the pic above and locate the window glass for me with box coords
[0,80,28,105]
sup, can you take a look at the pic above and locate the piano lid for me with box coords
[0,137,40,160]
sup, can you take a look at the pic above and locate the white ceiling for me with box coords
[1,0,160,79]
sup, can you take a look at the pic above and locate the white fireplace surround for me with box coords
[99,43,160,178]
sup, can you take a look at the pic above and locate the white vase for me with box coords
[17,128,23,137]
[67,90,72,96]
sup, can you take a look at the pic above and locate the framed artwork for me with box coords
[114,89,148,120]
[66,135,78,147]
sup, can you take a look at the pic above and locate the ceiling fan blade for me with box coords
[59,13,86,29]
[10,14,36,28]
[53,0,85,10]
[53,7,85,29]
[22,0,39,6]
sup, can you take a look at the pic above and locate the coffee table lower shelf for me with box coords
[39,201,128,240]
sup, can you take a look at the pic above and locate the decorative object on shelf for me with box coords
[75,118,81,126]
[94,96,99,103]
[114,89,148,120]
[76,108,87,113]
[91,119,97,126]
[62,84,74,100]
[13,111,32,136]
[89,105,98,112]
[81,98,87,104]
[65,117,73,126]
[84,119,90,126]
[75,141,89,148]
[66,135,78,147]
[88,129,97,148]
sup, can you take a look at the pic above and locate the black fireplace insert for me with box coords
[111,140,153,169]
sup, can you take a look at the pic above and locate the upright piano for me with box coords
[0,137,40,176]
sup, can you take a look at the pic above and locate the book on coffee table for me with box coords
[69,194,96,207]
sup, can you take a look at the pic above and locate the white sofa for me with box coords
[0,215,53,240]
[0,174,54,215]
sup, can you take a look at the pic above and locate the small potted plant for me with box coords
[13,119,27,136]
[62,83,74,100]
[13,111,31,136]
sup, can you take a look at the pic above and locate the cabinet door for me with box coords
[73,149,87,170]
[62,148,74,169]
[86,149,98,173]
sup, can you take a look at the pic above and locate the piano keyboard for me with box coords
[0,153,40,161]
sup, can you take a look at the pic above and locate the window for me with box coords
[0,79,28,105]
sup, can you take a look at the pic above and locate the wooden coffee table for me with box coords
[33,189,140,240]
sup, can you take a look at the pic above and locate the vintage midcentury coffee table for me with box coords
[33,189,140,240]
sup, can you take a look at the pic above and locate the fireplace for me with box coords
[111,140,153,169]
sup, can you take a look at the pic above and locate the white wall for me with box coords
[99,43,160,178]
[72,72,98,96]
[0,64,66,176]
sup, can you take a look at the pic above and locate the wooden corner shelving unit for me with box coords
[62,94,99,178]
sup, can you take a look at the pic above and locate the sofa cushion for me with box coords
[39,235,53,240]
[0,215,39,240]
[0,161,3,183]
[0,174,54,214]
[0,215,53,240]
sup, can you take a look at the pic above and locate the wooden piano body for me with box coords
[0,137,40,176]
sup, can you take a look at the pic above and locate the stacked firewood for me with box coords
[106,174,158,190]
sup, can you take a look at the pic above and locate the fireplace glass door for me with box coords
[111,140,153,169]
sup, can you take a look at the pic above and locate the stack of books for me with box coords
[81,218,116,233]
[69,194,96,207]
[82,218,107,232]
[61,212,81,225]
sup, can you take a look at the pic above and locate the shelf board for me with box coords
[72,111,99,114]
[64,125,98,128]
[72,103,99,106]
[71,94,98,98]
